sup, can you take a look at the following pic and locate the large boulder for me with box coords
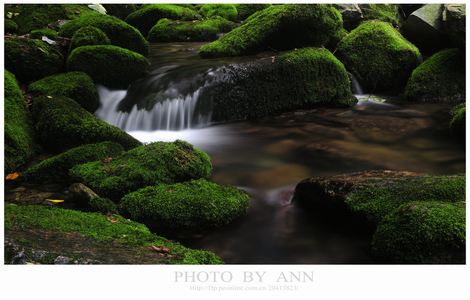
[442,4,466,49]
[125,4,201,36]
[70,140,212,200]
[67,45,149,89]
[148,17,235,42]
[31,95,141,153]
[199,4,342,58]
[199,4,238,21]
[336,21,421,93]
[28,72,99,112]
[372,201,465,263]
[58,14,148,55]
[235,4,270,20]
[5,37,64,83]
[405,48,465,103]
[102,4,137,20]
[120,179,250,232]
[69,26,111,51]
[4,71,36,173]
[197,48,356,122]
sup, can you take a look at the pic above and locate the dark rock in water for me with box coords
[333,4,363,31]
[442,4,466,49]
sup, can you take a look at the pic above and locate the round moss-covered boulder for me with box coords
[336,21,421,93]
[125,4,201,36]
[23,142,124,183]
[58,14,148,55]
[200,4,342,58]
[5,37,64,83]
[197,47,356,121]
[31,95,141,153]
[372,201,465,263]
[29,28,58,39]
[358,4,400,27]
[28,72,99,112]
[405,49,465,103]
[4,70,36,173]
[67,45,149,89]
[199,4,238,21]
[148,17,235,42]
[102,4,137,20]
[5,19,18,34]
[69,26,110,51]
[120,179,250,232]
[450,103,465,137]
[70,140,212,200]
[235,4,270,20]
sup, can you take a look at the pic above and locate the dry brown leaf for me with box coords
[5,172,20,180]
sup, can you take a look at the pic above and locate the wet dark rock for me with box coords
[68,183,99,206]
[442,4,466,49]
[334,4,363,31]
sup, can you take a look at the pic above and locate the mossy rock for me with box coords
[450,103,465,137]
[198,48,356,122]
[359,4,400,26]
[29,28,58,39]
[31,95,141,153]
[148,17,235,42]
[69,26,110,51]
[372,201,465,263]
[4,70,36,173]
[23,142,125,184]
[5,204,222,264]
[125,4,201,36]
[102,4,137,20]
[405,49,465,103]
[199,4,238,21]
[70,140,212,200]
[5,37,64,83]
[67,45,149,89]
[200,4,342,58]
[89,197,118,214]
[235,4,271,20]
[336,21,421,93]
[28,72,99,112]
[5,19,18,33]
[120,179,250,232]
[58,14,148,55]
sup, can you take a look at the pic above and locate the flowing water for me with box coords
[95,43,465,264]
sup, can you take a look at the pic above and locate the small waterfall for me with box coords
[95,85,211,131]
[350,73,364,95]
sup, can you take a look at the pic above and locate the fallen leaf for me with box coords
[107,216,119,223]
[46,199,64,203]
[5,172,20,180]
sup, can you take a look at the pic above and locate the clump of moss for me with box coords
[120,179,250,232]
[89,197,118,214]
[102,4,137,20]
[200,4,342,58]
[148,17,235,42]
[125,4,201,36]
[69,26,110,51]
[199,4,238,21]
[5,204,222,264]
[360,4,400,26]
[58,14,148,55]
[235,4,271,20]
[23,142,124,183]
[450,103,465,136]
[29,28,58,39]
[70,140,212,201]
[336,21,421,92]
[346,174,465,224]
[372,201,465,263]
[405,49,465,103]
[28,72,99,112]
[199,47,356,121]
[31,95,141,153]
[4,70,36,173]
[67,45,149,89]
[5,19,18,34]
[5,37,64,83]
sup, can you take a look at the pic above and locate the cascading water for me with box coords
[350,73,364,95]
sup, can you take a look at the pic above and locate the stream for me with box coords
[95,43,465,264]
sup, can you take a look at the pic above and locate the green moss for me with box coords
[70,140,212,201]
[5,204,222,264]
[58,14,148,55]
[450,103,465,136]
[148,17,235,42]
[405,49,465,103]
[5,19,18,33]
[29,28,58,39]
[69,26,110,51]
[120,179,250,232]
[360,4,400,26]
[372,201,465,263]
[23,142,124,184]
[67,45,149,89]
[336,21,421,92]
[5,37,64,83]
[235,4,271,20]
[4,70,36,173]
[200,4,342,58]
[346,175,465,225]
[31,95,141,153]
[89,197,118,214]
[102,4,137,20]
[199,47,355,121]
[199,4,238,21]
[28,72,99,112]
[125,4,201,36]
